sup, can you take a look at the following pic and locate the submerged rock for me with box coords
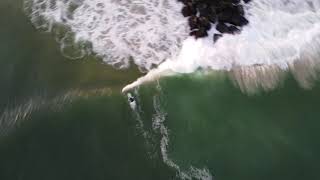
[213,33,223,42]
[188,15,199,30]
[182,3,197,17]
[190,28,208,38]
[198,16,212,30]
[178,0,251,43]
[216,22,240,34]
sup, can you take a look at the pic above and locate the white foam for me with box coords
[25,0,188,70]
[123,0,320,92]
[25,0,320,92]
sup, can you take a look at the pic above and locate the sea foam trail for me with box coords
[123,0,320,93]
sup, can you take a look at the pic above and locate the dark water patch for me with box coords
[0,95,177,180]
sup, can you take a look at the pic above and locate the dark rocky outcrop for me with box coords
[190,28,208,38]
[178,0,251,42]
[213,33,223,42]
[216,22,240,34]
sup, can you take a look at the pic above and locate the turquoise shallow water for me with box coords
[1,0,320,180]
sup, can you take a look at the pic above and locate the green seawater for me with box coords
[0,1,174,179]
[1,0,320,180]
[150,74,320,180]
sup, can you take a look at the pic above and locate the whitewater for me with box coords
[25,0,320,93]
[23,0,320,179]
[122,0,320,93]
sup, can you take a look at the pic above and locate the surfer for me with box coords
[129,97,135,103]
[127,93,137,109]
[127,93,135,103]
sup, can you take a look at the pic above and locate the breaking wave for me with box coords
[23,0,320,179]
[25,0,320,93]
[123,0,320,93]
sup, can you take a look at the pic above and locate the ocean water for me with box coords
[1,0,320,180]
[140,74,320,179]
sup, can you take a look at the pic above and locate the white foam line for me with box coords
[122,63,175,93]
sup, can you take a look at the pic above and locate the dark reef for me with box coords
[178,0,251,42]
